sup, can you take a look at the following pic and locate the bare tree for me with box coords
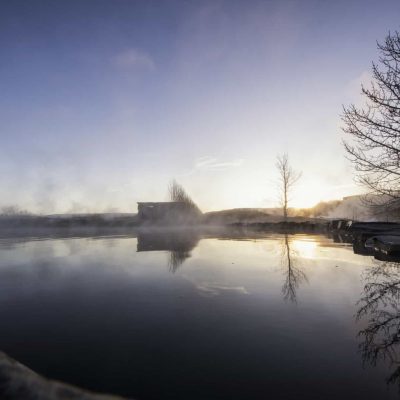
[276,153,302,220]
[168,179,201,214]
[343,31,400,215]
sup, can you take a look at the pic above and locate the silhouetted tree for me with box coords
[276,153,301,220]
[343,31,400,215]
[168,180,201,214]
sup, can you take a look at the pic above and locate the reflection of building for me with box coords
[137,202,200,224]
[136,230,199,252]
[137,230,200,272]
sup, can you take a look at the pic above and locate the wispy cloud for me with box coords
[113,49,155,70]
[194,156,244,171]
[180,156,244,177]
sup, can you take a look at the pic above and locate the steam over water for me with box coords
[0,232,398,399]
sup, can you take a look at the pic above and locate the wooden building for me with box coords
[137,202,201,224]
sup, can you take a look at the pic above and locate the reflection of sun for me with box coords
[291,239,317,258]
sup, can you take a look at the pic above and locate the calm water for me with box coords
[0,230,399,399]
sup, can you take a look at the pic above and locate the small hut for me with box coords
[137,202,201,224]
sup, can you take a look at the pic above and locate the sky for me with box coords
[1,0,400,213]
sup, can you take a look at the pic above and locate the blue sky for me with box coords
[1,0,400,213]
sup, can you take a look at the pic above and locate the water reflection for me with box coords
[137,229,200,272]
[0,231,398,399]
[280,234,308,303]
[168,250,191,272]
[357,260,400,388]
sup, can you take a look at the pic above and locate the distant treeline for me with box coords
[0,213,139,229]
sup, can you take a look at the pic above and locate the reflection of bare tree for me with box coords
[356,261,400,387]
[168,250,192,273]
[281,235,308,303]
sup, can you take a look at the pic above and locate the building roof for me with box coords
[137,202,187,205]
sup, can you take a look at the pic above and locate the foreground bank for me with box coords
[0,352,130,400]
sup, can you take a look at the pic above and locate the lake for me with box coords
[0,229,399,399]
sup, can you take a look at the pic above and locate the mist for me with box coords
[3,1,400,399]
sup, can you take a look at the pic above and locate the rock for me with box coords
[0,352,131,400]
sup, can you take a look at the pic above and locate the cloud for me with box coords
[194,156,244,171]
[113,49,155,70]
[180,156,244,177]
